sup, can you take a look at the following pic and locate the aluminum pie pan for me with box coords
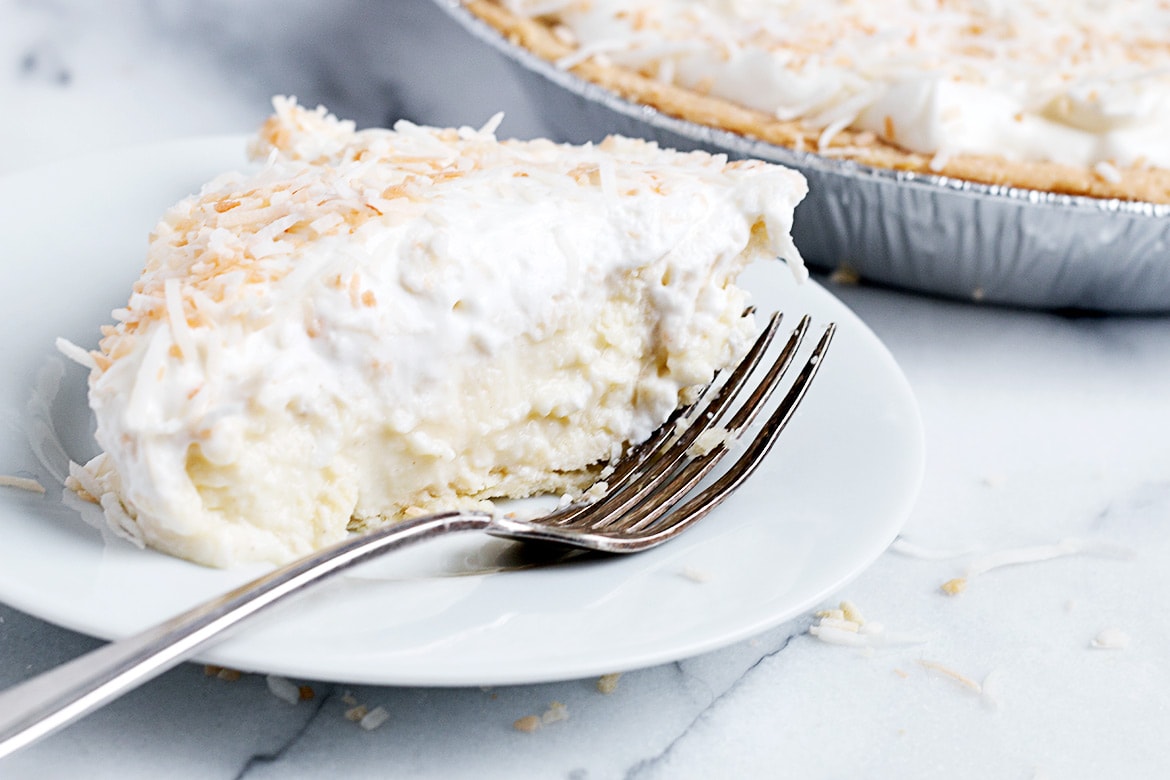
[434,1,1170,313]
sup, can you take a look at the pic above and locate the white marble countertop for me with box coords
[1,1,1168,777]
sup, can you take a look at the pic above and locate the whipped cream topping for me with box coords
[79,97,807,566]
[505,0,1170,170]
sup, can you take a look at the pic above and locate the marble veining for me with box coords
[1,1,1169,778]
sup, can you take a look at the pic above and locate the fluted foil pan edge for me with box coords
[435,1,1170,312]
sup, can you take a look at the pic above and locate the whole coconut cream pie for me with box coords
[65,98,808,568]
[466,0,1170,204]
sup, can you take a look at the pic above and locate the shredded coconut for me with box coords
[0,475,46,495]
[359,706,390,731]
[1090,627,1131,650]
[265,675,301,705]
[808,600,928,648]
[889,536,979,561]
[513,701,570,732]
[979,668,1004,710]
[936,537,1135,594]
[917,659,982,694]
[54,337,98,370]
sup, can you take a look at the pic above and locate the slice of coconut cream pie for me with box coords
[69,97,807,567]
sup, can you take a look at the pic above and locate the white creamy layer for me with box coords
[77,97,807,567]
[506,0,1170,170]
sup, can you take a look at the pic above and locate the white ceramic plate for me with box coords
[0,137,924,686]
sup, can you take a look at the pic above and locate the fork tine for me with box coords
[623,322,836,544]
[489,318,837,554]
[547,310,785,528]
[579,314,810,533]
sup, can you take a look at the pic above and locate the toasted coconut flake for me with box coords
[940,577,968,596]
[513,714,542,733]
[809,600,928,648]
[0,475,46,494]
[597,672,622,694]
[918,659,982,693]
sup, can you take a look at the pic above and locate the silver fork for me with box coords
[0,311,834,759]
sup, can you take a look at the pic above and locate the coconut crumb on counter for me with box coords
[339,690,389,729]
[359,706,390,731]
[980,668,1004,710]
[840,600,864,623]
[808,600,928,648]
[940,577,968,596]
[1090,627,1131,650]
[513,715,542,733]
[541,701,569,725]
[0,475,46,495]
[203,665,242,682]
[513,701,570,733]
[266,674,301,705]
[596,673,622,694]
[828,265,860,286]
[917,659,982,694]
[917,661,1002,710]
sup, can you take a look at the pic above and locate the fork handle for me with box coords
[0,510,494,759]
